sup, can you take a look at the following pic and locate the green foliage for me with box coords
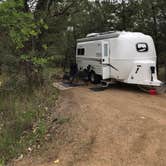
[0,159,4,166]
[21,54,48,66]
[38,0,164,70]
[0,0,165,164]
[0,0,35,49]
[0,75,59,163]
[57,0,166,67]
[0,0,166,71]
[0,0,50,86]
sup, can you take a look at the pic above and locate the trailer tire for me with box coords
[89,71,101,84]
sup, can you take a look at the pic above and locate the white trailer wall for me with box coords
[76,41,103,75]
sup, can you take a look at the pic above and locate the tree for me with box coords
[0,0,48,86]
[0,0,165,80]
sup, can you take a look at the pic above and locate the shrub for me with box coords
[0,77,59,163]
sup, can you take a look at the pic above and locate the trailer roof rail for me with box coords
[86,33,99,37]
[99,31,116,35]
[77,31,120,42]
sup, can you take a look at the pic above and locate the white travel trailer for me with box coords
[76,31,162,86]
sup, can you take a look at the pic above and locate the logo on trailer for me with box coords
[136,43,148,52]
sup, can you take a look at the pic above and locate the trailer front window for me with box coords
[77,48,85,56]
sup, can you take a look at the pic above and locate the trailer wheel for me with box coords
[89,72,101,84]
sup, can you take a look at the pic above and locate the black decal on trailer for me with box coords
[135,68,140,74]
[104,64,119,71]
[136,43,148,52]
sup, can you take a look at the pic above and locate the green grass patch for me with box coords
[43,67,64,81]
[0,75,59,164]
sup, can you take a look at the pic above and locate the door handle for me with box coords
[102,59,105,62]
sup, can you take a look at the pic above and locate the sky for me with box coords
[27,0,38,12]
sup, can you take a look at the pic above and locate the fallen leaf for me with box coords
[140,116,145,119]
[54,159,60,164]
[16,154,23,161]
[28,147,32,152]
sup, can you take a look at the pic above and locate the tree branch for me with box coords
[53,1,76,17]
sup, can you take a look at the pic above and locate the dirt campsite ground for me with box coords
[12,84,166,166]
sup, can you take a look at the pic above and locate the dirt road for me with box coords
[13,85,166,166]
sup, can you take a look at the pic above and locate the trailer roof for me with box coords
[77,32,120,43]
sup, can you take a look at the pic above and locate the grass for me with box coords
[0,69,59,164]
[0,65,164,165]
[43,67,64,81]
[56,117,70,125]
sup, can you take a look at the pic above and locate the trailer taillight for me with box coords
[150,66,155,74]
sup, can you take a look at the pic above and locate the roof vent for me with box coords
[86,33,99,38]
[99,31,115,35]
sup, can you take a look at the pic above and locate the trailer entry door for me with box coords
[102,41,110,79]
[102,41,109,64]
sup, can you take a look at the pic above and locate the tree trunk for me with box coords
[165,58,166,82]
[151,2,159,74]
[122,0,126,30]
[24,0,30,12]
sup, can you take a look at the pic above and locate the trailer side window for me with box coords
[136,43,148,52]
[77,48,85,56]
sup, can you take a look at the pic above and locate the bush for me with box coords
[0,76,59,163]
